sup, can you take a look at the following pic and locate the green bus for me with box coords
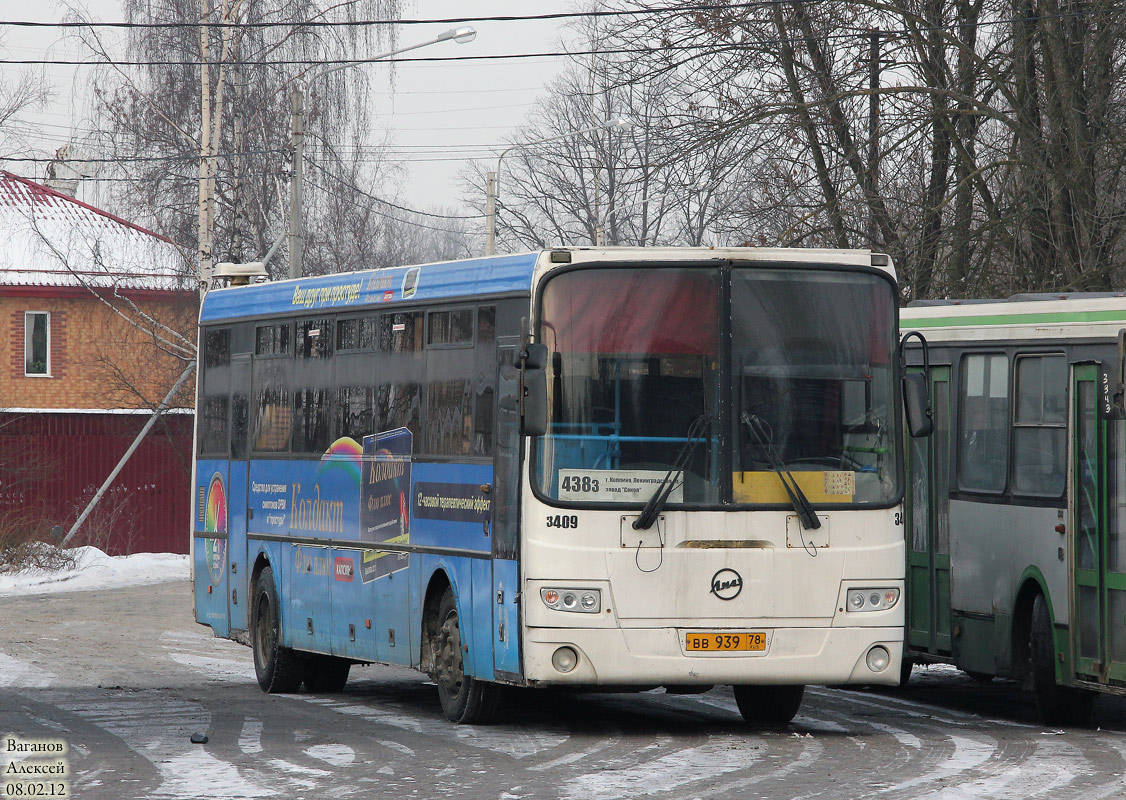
[902,293,1126,725]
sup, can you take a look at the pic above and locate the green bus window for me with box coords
[958,353,1009,493]
[1012,354,1066,497]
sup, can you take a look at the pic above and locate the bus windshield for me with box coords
[535,264,899,508]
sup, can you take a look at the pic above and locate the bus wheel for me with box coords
[732,684,804,726]
[434,587,500,724]
[899,658,914,687]
[303,655,351,693]
[1031,594,1095,726]
[251,565,303,693]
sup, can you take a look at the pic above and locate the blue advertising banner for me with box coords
[243,436,492,577]
[200,252,538,323]
[414,481,492,524]
[360,428,412,581]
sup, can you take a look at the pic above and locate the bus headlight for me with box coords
[866,645,891,672]
[846,588,900,612]
[552,646,579,673]
[541,588,601,614]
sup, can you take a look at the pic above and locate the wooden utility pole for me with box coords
[866,30,882,249]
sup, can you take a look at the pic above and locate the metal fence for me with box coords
[0,411,193,555]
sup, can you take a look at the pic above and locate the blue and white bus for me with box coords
[192,247,924,724]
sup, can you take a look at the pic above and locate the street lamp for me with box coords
[288,26,477,279]
[484,117,633,256]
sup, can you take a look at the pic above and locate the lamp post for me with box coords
[484,116,632,256]
[288,26,477,279]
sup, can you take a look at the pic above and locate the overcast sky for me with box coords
[0,1,575,219]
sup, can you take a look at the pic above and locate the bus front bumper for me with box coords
[521,625,903,687]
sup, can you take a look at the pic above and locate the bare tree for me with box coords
[0,33,53,161]
[586,0,1126,297]
[467,9,741,253]
[68,0,410,282]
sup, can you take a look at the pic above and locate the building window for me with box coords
[25,312,49,376]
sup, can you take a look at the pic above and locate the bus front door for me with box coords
[227,354,252,633]
[1072,365,1126,685]
[491,341,522,679]
[907,365,952,657]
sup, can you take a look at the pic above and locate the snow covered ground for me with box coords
[0,546,189,597]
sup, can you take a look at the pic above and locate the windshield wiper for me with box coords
[741,412,821,530]
[632,414,709,531]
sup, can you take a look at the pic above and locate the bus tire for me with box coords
[434,587,500,724]
[251,565,303,693]
[899,658,914,687]
[303,655,351,693]
[732,684,804,726]
[1031,593,1095,726]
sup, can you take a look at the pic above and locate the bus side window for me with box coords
[1012,354,1066,497]
[253,323,293,453]
[199,328,231,456]
[426,378,473,455]
[292,318,334,453]
[377,311,424,441]
[958,353,1009,492]
[474,306,497,456]
[377,383,421,439]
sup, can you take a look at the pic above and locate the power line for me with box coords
[8,1,1120,31]
[1,8,1119,70]
[302,172,479,236]
[0,149,287,164]
[305,159,482,220]
[0,50,575,67]
[0,3,795,30]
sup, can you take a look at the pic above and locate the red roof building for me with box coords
[0,172,198,554]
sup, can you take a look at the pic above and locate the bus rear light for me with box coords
[541,588,601,614]
[846,587,900,612]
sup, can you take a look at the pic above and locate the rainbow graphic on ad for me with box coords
[204,472,227,585]
[318,436,364,487]
[205,473,228,534]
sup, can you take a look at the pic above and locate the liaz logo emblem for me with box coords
[710,568,743,600]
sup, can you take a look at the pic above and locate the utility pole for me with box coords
[288,86,305,280]
[866,29,882,249]
[230,72,245,263]
[484,171,496,256]
[484,118,632,256]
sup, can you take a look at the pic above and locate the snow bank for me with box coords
[0,546,189,597]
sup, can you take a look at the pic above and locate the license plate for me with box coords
[685,632,767,652]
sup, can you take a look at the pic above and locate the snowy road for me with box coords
[2,579,1125,799]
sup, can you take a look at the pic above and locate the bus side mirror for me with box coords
[523,343,548,370]
[523,368,548,437]
[520,342,550,436]
[903,372,933,438]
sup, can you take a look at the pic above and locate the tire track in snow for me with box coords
[52,694,274,799]
[561,735,762,800]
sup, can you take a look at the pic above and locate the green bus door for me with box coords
[907,366,952,655]
[1072,365,1126,686]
